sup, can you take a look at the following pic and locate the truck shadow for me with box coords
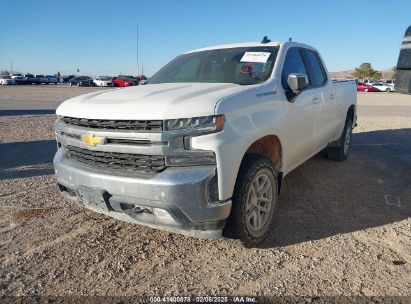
[0,140,56,180]
[259,128,411,248]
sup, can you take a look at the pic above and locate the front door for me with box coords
[280,47,321,171]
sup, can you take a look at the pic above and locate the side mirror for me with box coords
[287,73,308,94]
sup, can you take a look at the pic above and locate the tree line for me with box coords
[353,63,396,80]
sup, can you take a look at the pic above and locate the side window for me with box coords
[304,49,327,87]
[281,47,308,93]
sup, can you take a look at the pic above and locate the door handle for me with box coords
[312,97,320,104]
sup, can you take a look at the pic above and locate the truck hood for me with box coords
[56,83,245,120]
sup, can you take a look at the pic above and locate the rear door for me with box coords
[302,49,340,150]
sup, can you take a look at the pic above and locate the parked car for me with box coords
[46,75,59,84]
[386,81,395,89]
[364,80,378,86]
[137,75,148,82]
[93,76,113,87]
[123,77,139,87]
[54,39,357,245]
[372,82,394,92]
[113,75,139,87]
[138,76,149,85]
[35,75,49,84]
[61,75,75,83]
[69,76,94,87]
[10,74,23,79]
[24,74,41,85]
[13,76,26,85]
[357,82,375,92]
[0,75,16,85]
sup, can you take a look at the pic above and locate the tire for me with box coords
[327,116,353,162]
[386,88,390,92]
[223,154,278,247]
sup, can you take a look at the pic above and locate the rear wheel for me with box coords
[224,155,277,247]
[327,116,353,161]
[386,88,391,92]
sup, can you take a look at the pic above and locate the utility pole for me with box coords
[10,60,13,75]
[136,23,140,76]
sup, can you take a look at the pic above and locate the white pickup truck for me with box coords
[54,39,357,246]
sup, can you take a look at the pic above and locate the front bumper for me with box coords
[53,149,231,239]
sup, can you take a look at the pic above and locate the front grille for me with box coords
[61,116,163,131]
[65,145,166,173]
[105,138,152,145]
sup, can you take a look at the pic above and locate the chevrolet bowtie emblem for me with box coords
[81,134,104,147]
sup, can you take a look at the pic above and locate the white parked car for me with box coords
[0,75,16,85]
[54,39,357,245]
[372,82,395,92]
[10,74,23,79]
[93,76,113,87]
[364,80,379,86]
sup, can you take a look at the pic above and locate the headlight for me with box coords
[165,115,224,132]
[166,151,216,167]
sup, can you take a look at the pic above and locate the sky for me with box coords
[1,0,410,76]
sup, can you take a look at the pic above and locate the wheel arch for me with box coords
[235,135,283,195]
[243,135,282,172]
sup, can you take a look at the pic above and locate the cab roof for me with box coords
[185,41,318,54]
[185,41,284,54]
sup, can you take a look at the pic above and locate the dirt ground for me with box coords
[0,85,410,301]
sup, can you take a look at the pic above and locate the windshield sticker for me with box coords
[240,63,255,74]
[240,63,267,79]
[240,52,271,63]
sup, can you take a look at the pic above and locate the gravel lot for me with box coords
[0,85,410,300]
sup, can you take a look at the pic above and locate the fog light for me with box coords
[153,208,177,225]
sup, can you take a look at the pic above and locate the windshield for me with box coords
[99,76,111,80]
[149,46,279,86]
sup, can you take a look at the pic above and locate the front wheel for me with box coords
[223,155,277,247]
[327,117,353,161]
[386,88,391,92]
